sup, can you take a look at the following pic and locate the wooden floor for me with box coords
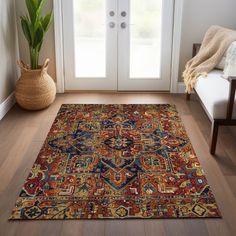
[0,93,236,236]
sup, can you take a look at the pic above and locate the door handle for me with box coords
[120,22,127,29]
[109,22,115,28]
[109,11,115,17]
[121,11,127,17]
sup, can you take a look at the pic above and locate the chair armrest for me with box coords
[192,43,201,57]
[227,77,236,119]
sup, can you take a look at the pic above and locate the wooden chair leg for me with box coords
[210,120,219,155]
[186,93,191,101]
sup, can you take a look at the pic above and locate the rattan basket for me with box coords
[15,59,56,110]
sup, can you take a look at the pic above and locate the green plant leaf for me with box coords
[25,0,37,23]
[36,0,46,16]
[20,16,32,46]
[21,0,52,68]
[33,24,44,48]
[41,11,53,32]
[25,15,35,44]
[33,0,40,8]
[38,40,43,52]
[33,0,46,28]
[37,0,43,7]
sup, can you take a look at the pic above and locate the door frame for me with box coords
[53,0,184,93]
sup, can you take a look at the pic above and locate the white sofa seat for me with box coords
[195,70,236,119]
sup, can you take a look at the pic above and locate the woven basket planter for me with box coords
[15,59,56,111]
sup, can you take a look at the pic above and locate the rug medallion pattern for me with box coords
[10,104,221,219]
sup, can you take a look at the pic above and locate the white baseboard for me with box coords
[0,92,16,120]
[177,82,195,94]
[177,82,186,94]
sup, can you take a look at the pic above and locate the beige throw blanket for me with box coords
[183,25,236,93]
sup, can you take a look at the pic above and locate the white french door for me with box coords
[62,0,174,91]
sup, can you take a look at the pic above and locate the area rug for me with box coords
[10,104,221,220]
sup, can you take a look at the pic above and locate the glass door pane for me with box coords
[118,0,173,91]
[130,0,162,78]
[74,0,106,78]
[63,0,117,90]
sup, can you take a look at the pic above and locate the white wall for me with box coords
[179,0,236,81]
[0,0,19,103]
[15,0,56,80]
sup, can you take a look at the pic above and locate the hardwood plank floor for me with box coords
[0,93,235,236]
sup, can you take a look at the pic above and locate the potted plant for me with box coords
[15,0,56,110]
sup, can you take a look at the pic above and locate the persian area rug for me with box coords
[10,104,221,220]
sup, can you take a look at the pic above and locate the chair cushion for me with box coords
[223,41,236,78]
[194,70,236,119]
[215,41,236,70]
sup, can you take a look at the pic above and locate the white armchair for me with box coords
[187,44,236,155]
